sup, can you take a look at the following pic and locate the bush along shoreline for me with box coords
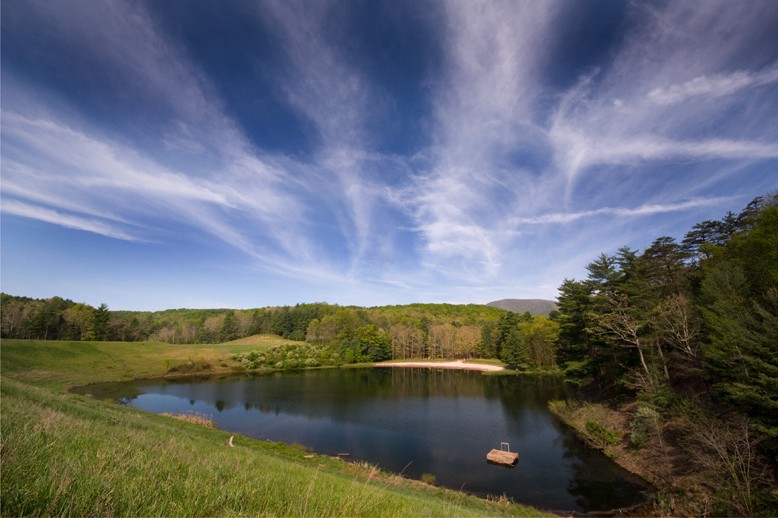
[548,397,776,516]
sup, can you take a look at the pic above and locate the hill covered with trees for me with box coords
[486,298,558,315]
[1,294,560,369]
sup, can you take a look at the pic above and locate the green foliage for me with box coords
[629,405,661,449]
[697,202,778,441]
[219,310,239,342]
[1,296,516,365]
[499,328,526,370]
[233,343,338,370]
[93,303,110,340]
[498,316,559,372]
[557,194,778,421]
[555,279,596,379]
[584,421,619,447]
[339,324,391,363]
[270,304,333,341]
[560,360,592,384]
[368,303,506,327]
[552,192,778,509]
[548,400,621,450]
[518,316,559,369]
[494,311,520,359]
[635,383,678,416]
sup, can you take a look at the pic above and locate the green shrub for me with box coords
[585,420,619,448]
[234,343,339,371]
[629,405,660,449]
[421,472,436,485]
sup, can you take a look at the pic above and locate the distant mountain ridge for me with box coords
[486,298,558,316]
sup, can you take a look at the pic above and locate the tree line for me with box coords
[1,294,560,369]
[0,298,340,344]
[556,192,777,515]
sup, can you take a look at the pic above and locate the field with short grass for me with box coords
[0,336,296,390]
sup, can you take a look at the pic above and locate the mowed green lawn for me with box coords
[0,336,295,390]
[1,339,547,517]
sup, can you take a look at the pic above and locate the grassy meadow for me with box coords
[1,338,546,517]
[0,336,296,390]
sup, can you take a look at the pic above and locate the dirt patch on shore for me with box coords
[376,360,504,372]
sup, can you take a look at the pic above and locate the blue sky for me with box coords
[2,0,777,311]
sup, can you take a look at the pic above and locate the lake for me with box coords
[80,368,649,513]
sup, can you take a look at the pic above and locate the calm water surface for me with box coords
[82,368,649,513]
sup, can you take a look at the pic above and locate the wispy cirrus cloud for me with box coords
[1,198,142,242]
[1,0,414,289]
[2,0,777,308]
[549,130,778,180]
[1,1,326,270]
[248,0,403,277]
[549,0,778,189]
[403,1,560,274]
[509,197,733,226]
[648,63,778,106]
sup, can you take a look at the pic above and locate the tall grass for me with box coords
[1,340,548,517]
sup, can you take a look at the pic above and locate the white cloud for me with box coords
[1,198,141,242]
[648,63,778,105]
[550,129,778,178]
[16,0,248,162]
[259,1,370,148]
[548,0,778,191]
[509,197,733,226]
[403,1,560,274]
[0,107,323,274]
[3,0,777,308]
[0,0,337,278]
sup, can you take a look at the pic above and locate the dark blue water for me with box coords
[80,368,649,513]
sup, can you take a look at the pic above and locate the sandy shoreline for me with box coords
[375,360,504,372]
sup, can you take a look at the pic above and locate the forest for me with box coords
[556,193,776,436]
[2,193,776,515]
[554,192,777,515]
[0,293,552,366]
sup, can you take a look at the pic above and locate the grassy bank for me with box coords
[1,339,546,517]
[0,337,293,390]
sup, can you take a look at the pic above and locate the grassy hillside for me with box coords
[222,333,305,347]
[0,339,546,517]
[0,337,296,390]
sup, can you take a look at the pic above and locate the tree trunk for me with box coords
[636,340,650,379]
[655,342,671,381]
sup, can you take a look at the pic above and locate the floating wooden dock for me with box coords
[486,442,519,467]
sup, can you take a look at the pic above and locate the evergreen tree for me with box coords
[93,303,110,341]
[556,278,595,380]
[700,203,778,440]
[219,311,239,342]
[499,328,526,370]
